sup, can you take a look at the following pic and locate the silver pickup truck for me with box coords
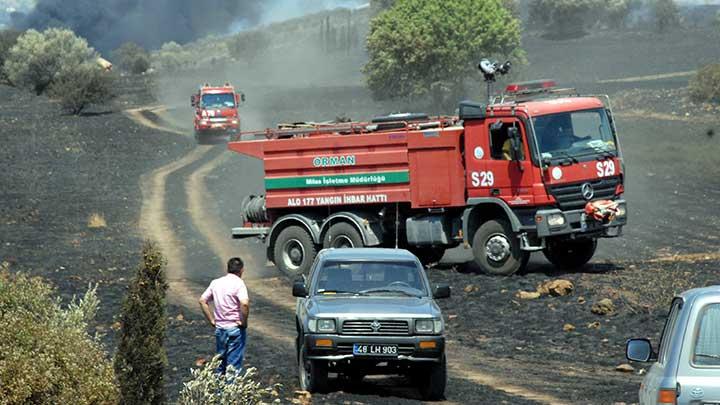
[292,248,451,400]
[626,285,720,405]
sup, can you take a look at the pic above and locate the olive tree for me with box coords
[48,62,115,115]
[363,0,522,111]
[0,264,118,404]
[653,0,680,33]
[0,29,21,84]
[3,28,96,95]
[228,30,270,65]
[114,42,151,74]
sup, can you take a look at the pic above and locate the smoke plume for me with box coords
[11,0,368,53]
[12,0,264,52]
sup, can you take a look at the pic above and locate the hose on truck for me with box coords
[241,195,269,223]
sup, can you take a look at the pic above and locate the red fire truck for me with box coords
[191,83,245,143]
[228,81,627,276]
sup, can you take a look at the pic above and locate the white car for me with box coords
[626,286,720,405]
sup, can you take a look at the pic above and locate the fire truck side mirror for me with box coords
[190,95,198,107]
[507,127,522,161]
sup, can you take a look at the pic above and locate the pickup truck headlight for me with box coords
[415,319,443,334]
[308,318,336,333]
[615,204,626,217]
[548,213,566,227]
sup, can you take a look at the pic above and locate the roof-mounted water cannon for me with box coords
[478,58,512,103]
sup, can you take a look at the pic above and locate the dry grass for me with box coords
[87,213,107,228]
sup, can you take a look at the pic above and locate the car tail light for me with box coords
[657,388,677,405]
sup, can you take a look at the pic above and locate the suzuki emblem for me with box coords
[581,183,594,200]
[370,320,381,332]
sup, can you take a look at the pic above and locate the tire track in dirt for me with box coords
[138,145,216,310]
[184,152,569,405]
[125,106,187,136]
[184,151,296,344]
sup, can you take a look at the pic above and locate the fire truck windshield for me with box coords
[532,108,616,161]
[201,93,235,109]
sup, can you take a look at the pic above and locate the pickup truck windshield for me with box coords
[694,304,720,366]
[533,108,616,161]
[201,93,235,109]
[315,260,427,297]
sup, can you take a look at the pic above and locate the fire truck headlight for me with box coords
[615,205,626,217]
[548,214,566,227]
[231,119,239,125]
[200,119,209,125]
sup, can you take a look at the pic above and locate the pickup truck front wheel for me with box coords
[298,343,328,393]
[417,354,447,401]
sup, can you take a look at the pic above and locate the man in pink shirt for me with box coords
[199,257,250,374]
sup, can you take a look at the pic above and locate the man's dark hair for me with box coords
[227,257,244,274]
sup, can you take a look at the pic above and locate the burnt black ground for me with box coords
[1,27,719,405]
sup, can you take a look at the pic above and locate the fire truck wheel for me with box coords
[323,222,364,249]
[472,219,527,276]
[543,238,597,270]
[273,226,317,277]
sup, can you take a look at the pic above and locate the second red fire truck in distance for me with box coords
[191,83,245,144]
[227,80,627,276]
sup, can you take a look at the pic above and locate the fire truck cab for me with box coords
[191,83,245,143]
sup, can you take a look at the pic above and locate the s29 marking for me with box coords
[471,171,495,187]
[596,160,616,177]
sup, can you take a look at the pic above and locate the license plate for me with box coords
[212,124,224,128]
[353,344,398,356]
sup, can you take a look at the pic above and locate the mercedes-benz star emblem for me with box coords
[581,183,594,200]
[370,320,381,332]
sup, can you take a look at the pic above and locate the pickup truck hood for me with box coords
[307,296,442,319]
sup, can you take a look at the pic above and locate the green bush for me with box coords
[153,41,196,72]
[114,242,168,405]
[48,62,116,115]
[227,30,270,65]
[689,64,720,103]
[0,263,118,404]
[3,28,96,95]
[178,357,280,405]
[529,0,635,37]
[363,0,522,111]
[653,0,680,33]
[113,42,151,74]
[0,29,21,84]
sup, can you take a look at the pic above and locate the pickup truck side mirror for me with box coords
[433,284,451,299]
[626,338,656,362]
[292,281,308,297]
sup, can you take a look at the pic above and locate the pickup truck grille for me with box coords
[341,320,409,335]
[337,343,415,356]
[548,176,620,210]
